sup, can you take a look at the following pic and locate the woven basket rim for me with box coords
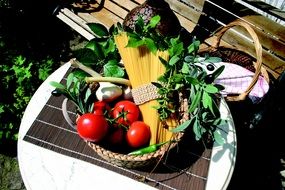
[86,131,184,162]
[199,20,270,101]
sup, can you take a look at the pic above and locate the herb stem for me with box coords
[85,76,131,86]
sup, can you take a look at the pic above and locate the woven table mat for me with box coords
[23,67,213,190]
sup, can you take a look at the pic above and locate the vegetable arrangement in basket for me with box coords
[50,0,226,168]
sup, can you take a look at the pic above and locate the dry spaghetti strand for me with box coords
[114,32,177,144]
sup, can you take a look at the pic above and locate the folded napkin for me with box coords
[196,62,269,103]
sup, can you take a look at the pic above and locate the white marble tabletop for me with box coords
[18,61,237,190]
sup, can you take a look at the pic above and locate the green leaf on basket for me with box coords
[189,88,202,112]
[126,37,145,48]
[213,130,225,145]
[103,60,125,78]
[147,15,160,29]
[144,38,157,54]
[49,81,65,89]
[188,40,200,54]
[193,117,202,140]
[202,91,212,109]
[85,40,104,60]
[87,23,109,37]
[171,119,191,133]
[205,57,222,63]
[204,84,219,93]
[169,55,180,66]
[66,73,74,90]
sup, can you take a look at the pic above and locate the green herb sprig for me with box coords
[125,15,170,54]
[121,15,227,144]
[73,23,125,78]
[50,73,94,115]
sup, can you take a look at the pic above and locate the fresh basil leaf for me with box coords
[126,37,145,48]
[213,130,225,145]
[66,73,74,89]
[202,91,212,109]
[72,69,91,79]
[193,117,202,140]
[185,76,199,85]
[171,74,183,83]
[189,88,202,112]
[188,40,200,54]
[205,57,222,63]
[148,15,160,28]
[184,55,194,63]
[87,23,109,37]
[84,88,92,103]
[86,40,104,59]
[169,36,183,55]
[181,62,190,74]
[204,84,218,93]
[103,63,125,78]
[171,119,191,133]
[104,39,116,54]
[49,81,65,89]
[73,48,98,66]
[169,55,180,66]
[144,38,157,53]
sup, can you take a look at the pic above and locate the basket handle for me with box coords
[62,98,77,130]
[212,20,263,101]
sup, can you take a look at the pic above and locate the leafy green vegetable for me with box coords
[125,15,170,54]
[50,74,95,114]
[74,23,124,78]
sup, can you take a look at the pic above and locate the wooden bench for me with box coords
[55,0,285,79]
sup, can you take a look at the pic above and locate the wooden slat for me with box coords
[104,0,129,19]
[166,0,202,24]
[112,0,140,10]
[78,7,123,28]
[210,27,285,77]
[56,11,95,40]
[240,0,285,21]
[243,15,285,42]
[182,0,206,11]
[234,19,285,63]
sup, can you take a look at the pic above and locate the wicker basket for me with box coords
[62,97,186,169]
[199,20,270,102]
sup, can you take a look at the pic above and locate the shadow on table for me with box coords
[226,81,285,190]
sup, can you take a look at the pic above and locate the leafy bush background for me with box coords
[0,0,75,146]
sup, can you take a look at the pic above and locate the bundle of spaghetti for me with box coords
[114,32,178,144]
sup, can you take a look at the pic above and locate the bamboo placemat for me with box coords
[23,67,212,190]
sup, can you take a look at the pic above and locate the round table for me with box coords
[18,61,237,190]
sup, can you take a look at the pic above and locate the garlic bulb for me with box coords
[95,82,123,102]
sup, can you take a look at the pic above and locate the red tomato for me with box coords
[126,121,151,148]
[107,128,124,145]
[77,113,108,142]
[112,100,140,126]
[93,101,110,115]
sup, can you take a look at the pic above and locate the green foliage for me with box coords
[73,23,124,78]
[50,73,95,114]
[0,44,56,142]
[70,15,228,145]
[125,15,170,54]
[123,16,227,144]
[153,38,226,144]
